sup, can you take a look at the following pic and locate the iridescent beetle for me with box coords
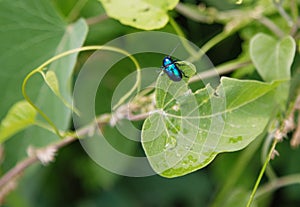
[161,56,188,82]
[161,44,188,82]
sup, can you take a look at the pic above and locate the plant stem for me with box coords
[289,0,299,36]
[175,3,213,23]
[34,121,57,134]
[0,106,149,193]
[189,59,251,83]
[187,30,234,63]
[22,69,63,138]
[22,46,141,137]
[256,16,285,38]
[0,137,75,190]
[211,135,264,207]
[290,0,299,23]
[246,138,278,207]
[66,0,89,22]
[273,0,294,26]
[86,14,108,25]
[261,132,277,180]
[255,174,300,198]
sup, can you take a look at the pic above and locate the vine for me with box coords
[21,46,141,138]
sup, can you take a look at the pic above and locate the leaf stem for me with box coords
[246,138,278,207]
[22,46,141,137]
[0,104,148,195]
[211,135,264,207]
[85,14,108,25]
[187,30,234,63]
[289,0,299,36]
[273,0,294,27]
[290,0,299,23]
[255,174,300,198]
[175,3,213,23]
[66,0,89,22]
[261,132,277,180]
[189,59,251,83]
[34,121,57,134]
[22,69,63,138]
[255,16,285,38]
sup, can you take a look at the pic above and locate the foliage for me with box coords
[143,75,282,177]
[0,0,300,206]
[99,0,179,30]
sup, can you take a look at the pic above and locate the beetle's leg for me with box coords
[174,62,189,78]
[181,70,189,78]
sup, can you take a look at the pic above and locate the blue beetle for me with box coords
[161,56,188,82]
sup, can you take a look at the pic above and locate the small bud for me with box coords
[27,146,57,165]
[274,129,284,141]
[109,114,118,126]
[36,147,57,165]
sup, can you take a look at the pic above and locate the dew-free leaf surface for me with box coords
[250,34,295,82]
[142,74,280,177]
[99,0,179,30]
[250,33,295,107]
[0,100,36,143]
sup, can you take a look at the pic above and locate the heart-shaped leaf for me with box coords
[142,75,280,178]
[250,33,295,108]
[250,33,295,82]
[99,0,179,30]
[0,0,88,169]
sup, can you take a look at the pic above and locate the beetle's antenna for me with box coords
[169,42,180,57]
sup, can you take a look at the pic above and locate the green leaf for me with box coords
[44,71,60,98]
[0,0,88,170]
[142,75,280,178]
[250,33,295,108]
[250,33,296,82]
[176,60,196,78]
[43,70,80,115]
[0,100,36,143]
[99,0,179,30]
